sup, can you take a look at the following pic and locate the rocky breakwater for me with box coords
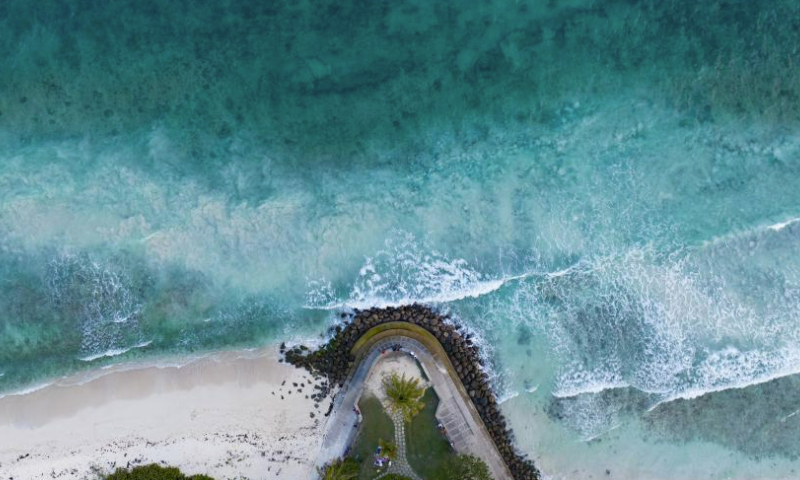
[283,304,541,480]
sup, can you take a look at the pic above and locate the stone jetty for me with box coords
[284,304,541,480]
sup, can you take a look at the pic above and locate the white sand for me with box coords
[0,349,331,480]
[362,353,427,403]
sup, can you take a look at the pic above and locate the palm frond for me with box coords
[383,373,426,422]
[317,458,359,480]
[378,438,398,460]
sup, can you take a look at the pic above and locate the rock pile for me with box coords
[283,304,541,480]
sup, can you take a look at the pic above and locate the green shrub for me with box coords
[378,438,398,461]
[381,475,413,480]
[430,454,493,480]
[318,457,359,480]
[102,464,214,480]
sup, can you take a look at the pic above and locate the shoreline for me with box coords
[0,348,261,401]
[0,332,332,401]
[0,345,330,480]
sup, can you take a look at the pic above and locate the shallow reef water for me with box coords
[2,1,800,478]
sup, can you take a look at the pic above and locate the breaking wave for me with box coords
[304,232,532,310]
[78,340,153,362]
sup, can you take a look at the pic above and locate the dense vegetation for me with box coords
[102,464,213,480]
[434,455,493,480]
[318,457,360,480]
[378,438,398,461]
[99,456,490,480]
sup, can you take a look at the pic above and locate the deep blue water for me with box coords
[2,1,800,478]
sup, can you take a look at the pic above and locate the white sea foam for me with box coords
[768,217,800,232]
[303,234,594,313]
[504,237,800,441]
[9,344,290,393]
[782,410,800,422]
[3,105,800,480]
[310,232,800,411]
[0,381,53,400]
[79,340,153,362]
[310,277,510,310]
[647,347,800,410]
[552,386,629,442]
[582,422,622,442]
[700,213,800,248]
[497,390,520,405]
[553,379,631,399]
[304,232,537,310]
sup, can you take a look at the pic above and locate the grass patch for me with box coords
[406,388,457,480]
[349,394,395,480]
[102,464,213,479]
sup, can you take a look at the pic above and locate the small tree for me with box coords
[317,458,359,480]
[378,438,398,461]
[383,373,426,422]
[446,454,493,480]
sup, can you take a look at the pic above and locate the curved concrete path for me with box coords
[314,336,513,480]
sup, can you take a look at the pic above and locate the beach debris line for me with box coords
[282,304,541,480]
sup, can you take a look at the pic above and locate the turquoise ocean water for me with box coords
[2,1,800,478]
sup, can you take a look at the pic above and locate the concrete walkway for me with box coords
[314,336,513,480]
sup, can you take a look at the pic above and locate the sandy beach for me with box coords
[362,353,428,404]
[0,348,330,480]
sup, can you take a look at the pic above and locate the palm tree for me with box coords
[383,373,426,422]
[317,458,359,480]
[378,438,398,461]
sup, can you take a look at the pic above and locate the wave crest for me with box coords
[305,231,525,309]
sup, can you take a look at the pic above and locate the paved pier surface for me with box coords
[314,335,513,480]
